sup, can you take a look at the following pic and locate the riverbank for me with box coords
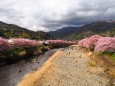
[0,48,62,86]
[17,50,63,86]
[0,46,49,66]
[17,46,114,86]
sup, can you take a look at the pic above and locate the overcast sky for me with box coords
[0,0,115,32]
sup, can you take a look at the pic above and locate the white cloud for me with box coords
[30,25,49,32]
[0,0,115,32]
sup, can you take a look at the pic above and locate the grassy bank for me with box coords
[79,46,115,79]
[99,52,115,62]
[0,44,72,65]
[0,46,46,65]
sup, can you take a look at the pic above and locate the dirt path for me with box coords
[34,46,111,86]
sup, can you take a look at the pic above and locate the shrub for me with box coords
[94,37,115,53]
[0,37,10,50]
[78,37,91,48]
[87,35,102,49]
[8,38,42,47]
[46,40,76,47]
[78,35,102,49]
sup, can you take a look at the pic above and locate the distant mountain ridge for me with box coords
[0,21,53,40]
[47,21,115,40]
[47,26,80,39]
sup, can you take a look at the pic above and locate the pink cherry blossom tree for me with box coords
[78,35,102,49]
[0,37,10,50]
[94,37,115,53]
[8,38,42,47]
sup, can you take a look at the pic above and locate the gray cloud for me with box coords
[0,0,115,32]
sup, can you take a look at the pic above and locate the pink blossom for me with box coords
[94,37,115,53]
[0,37,10,50]
[46,40,77,46]
[78,35,102,49]
[9,38,42,47]
[78,38,90,48]
[86,35,102,49]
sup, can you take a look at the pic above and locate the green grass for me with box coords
[0,46,42,64]
[99,51,115,62]
[109,53,115,61]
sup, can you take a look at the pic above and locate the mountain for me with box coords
[48,21,115,40]
[47,26,80,39]
[0,21,53,40]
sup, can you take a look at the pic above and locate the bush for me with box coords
[94,37,115,53]
[78,38,89,48]
[0,46,40,63]
[78,35,102,49]
[0,37,10,50]
[78,35,115,53]
[46,40,76,48]
[8,38,42,47]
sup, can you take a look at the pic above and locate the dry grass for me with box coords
[34,47,110,86]
[17,51,63,86]
[17,46,114,86]
[87,61,97,67]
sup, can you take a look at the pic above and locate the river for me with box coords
[0,48,64,86]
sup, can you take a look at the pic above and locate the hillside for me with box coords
[48,21,115,40]
[47,27,79,39]
[0,21,53,40]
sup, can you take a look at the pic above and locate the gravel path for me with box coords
[34,46,111,86]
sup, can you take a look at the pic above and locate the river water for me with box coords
[0,48,63,86]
